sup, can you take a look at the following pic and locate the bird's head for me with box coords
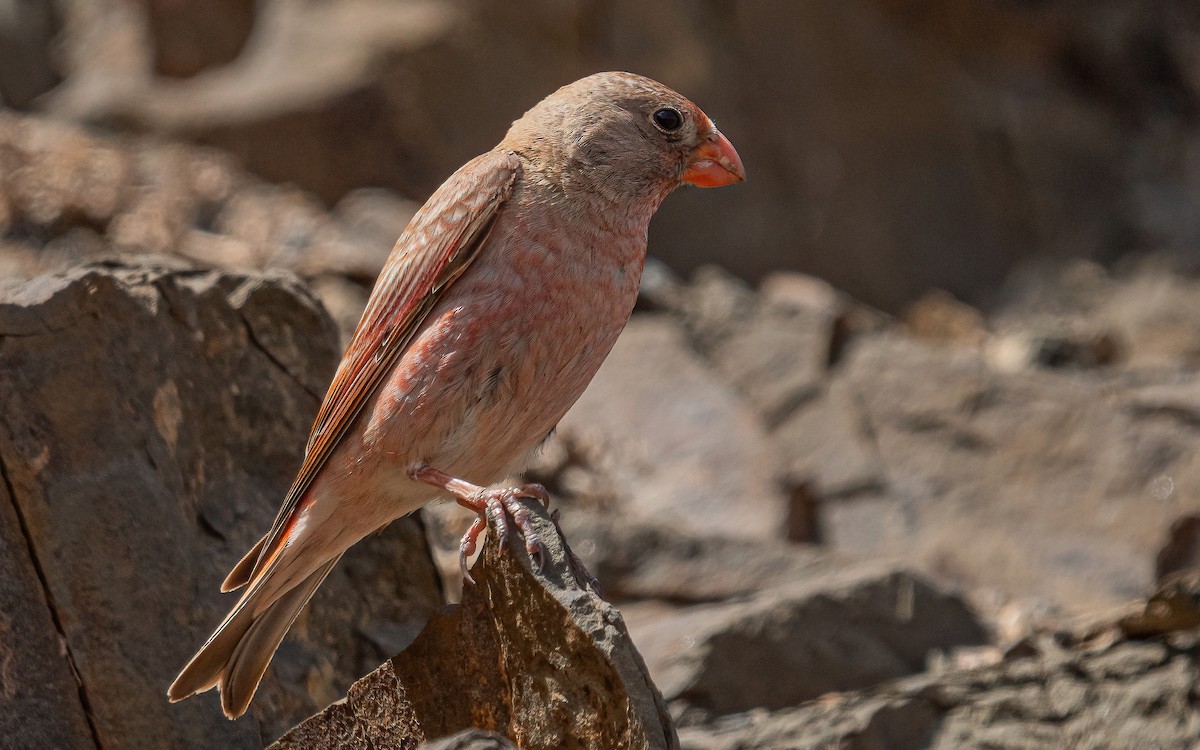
[501,72,745,210]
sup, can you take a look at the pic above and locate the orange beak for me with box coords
[682,128,746,188]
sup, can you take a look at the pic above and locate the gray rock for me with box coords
[829,331,1200,612]
[627,564,987,717]
[0,261,443,747]
[559,315,785,541]
[677,637,1200,750]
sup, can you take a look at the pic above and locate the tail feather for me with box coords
[221,532,269,593]
[169,553,342,718]
[219,557,340,718]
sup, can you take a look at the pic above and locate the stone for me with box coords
[271,496,679,750]
[676,637,1200,750]
[831,331,1200,612]
[0,261,443,747]
[559,314,785,541]
[555,509,851,604]
[0,473,97,749]
[419,729,518,750]
[1156,514,1200,582]
[627,565,987,717]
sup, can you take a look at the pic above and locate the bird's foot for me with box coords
[408,464,550,585]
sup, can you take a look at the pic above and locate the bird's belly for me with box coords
[360,239,642,492]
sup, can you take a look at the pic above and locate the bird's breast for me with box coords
[365,205,648,486]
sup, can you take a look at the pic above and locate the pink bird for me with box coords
[168,71,745,718]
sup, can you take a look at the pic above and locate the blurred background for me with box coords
[7,0,1200,309]
[5,1,1200,748]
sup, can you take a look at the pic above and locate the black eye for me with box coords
[652,107,683,132]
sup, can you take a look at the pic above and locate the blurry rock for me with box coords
[0,109,408,325]
[146,0,256,78]
[271,497,678,750]
[0,0,62,108]
[772,377,883,501]
[326,188,418,280]
[986,322,1123,372]
[1157,514,1200,582]
[307,273,371,347]
[419,730,518,750]
[0,261,442,747]
[677,638,1200,750]
[835,331,1200,612]
[556,510,851,604]
[903,289,987,348]
[672,267,841,426]
[995,259,1200,370]
[1119,568,1200,638]
[560,314,786,541]
[47,0,462,204]
[628,565,986,717]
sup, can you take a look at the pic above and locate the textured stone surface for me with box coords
[0,261,443,747]
[272,497,678,750]
[627,565,987,717]
[677,638,1200,750]
[834,331,1200,612]
[0,473,97,749]
[559,315,785,541]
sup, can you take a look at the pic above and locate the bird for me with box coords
[168,71,745,719]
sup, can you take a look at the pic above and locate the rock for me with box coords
[771,377,884,501]
[903,290,988,348]
[0,261,443,747]
[145,0,256,78]
[0,0,62,108]
[995,259,1200,370]
[677,637,1200,750]
[827,331,1200,613]
[559,314,786,541]
[1119,568,1200,638]
[0,110,414,334]
[671,267,875,427]
[625,565,987,718]
[270,496,679,750]
[0,474,97,749]
[1157,514,1200,582]
[419,729,518,750]
[555,510,851,604]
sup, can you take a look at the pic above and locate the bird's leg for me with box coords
[408,464,550,585]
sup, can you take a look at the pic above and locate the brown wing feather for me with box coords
[245,150,521,582]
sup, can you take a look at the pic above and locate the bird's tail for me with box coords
[168,552,342,718]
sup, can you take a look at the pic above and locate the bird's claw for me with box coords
[455,484,550,585]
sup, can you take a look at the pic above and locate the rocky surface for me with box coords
[6,17,1200,745]
[271,497,678,750]
[0,262,442,747]
[677,635,1200,750]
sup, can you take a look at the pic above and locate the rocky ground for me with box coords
[5,2,1200,746]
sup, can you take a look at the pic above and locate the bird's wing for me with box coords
[246,150,521,583]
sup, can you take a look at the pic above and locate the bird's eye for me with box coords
[652,107,683,132]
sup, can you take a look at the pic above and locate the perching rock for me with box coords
[0,261,443,747]
[271,497,678,750]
